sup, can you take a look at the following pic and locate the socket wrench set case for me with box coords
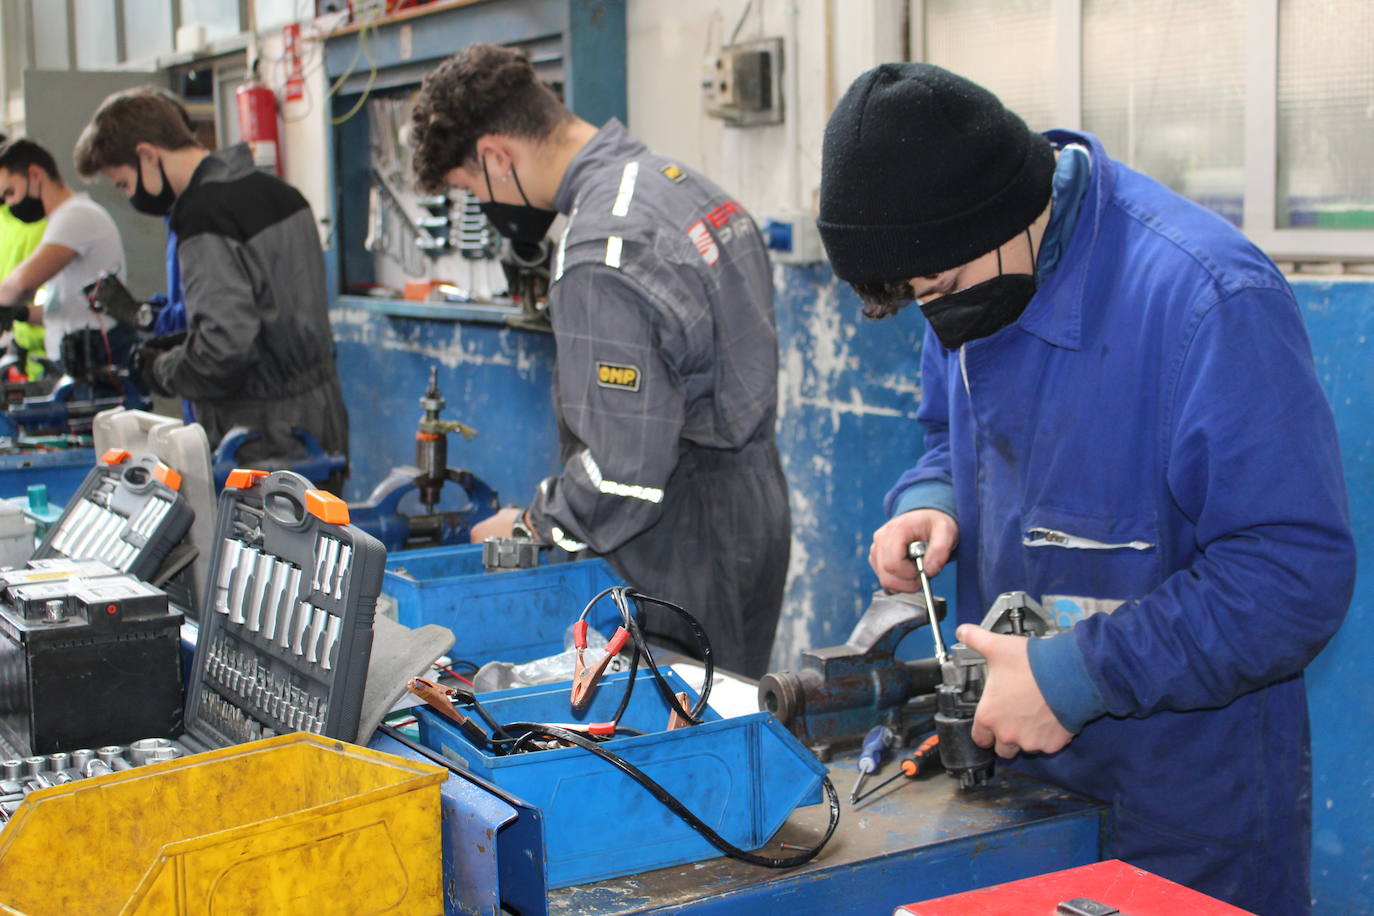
[32,449,194,579]
[182,469,386,750]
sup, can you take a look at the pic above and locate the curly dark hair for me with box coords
[410,44,573,194]
[850,278,915,320]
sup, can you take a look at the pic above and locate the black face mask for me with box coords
[8,178,44,224]
[130,157,177,217]
[918,231,1037,350]
[479,159,557,246]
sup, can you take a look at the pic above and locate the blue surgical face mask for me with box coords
[8,177,44,223]
[918,230,1037,350]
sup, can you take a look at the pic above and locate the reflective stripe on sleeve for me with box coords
[550,526,588,552]
[611,161,639,217]
[579,450,664,504]
[554,200,579,282]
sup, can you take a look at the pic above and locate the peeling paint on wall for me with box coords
[333,308,546,377]
[330,310,561,507]
[768,262,931,672]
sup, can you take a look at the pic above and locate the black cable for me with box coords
[580,585,714,727]
[448,687,514,743]
[504,721,840,868]
[504,722,644,755]
[621,589,713,723]
[609,641,641,726]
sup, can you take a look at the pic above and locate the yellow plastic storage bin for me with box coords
[0,732,446,916]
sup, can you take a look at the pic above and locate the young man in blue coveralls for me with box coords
[815,63,1355,915]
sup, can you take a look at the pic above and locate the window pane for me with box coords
[253,0,298,31]
[73,0,118,69]
[1083,0,1245,226]
[123,0,174,63]
[922,0,1056,132]
[4,3,29,91]
[181,0,241,42]
[1277,0,1374,229]
[33,0,71,70]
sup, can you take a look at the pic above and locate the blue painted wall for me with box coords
[770,263,956,666]
[331,306,560,509]
[1293,279,1373,915]
[331,270,1373,914]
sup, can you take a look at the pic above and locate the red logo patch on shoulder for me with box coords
[687,220,720,266]
[705,200,740,228]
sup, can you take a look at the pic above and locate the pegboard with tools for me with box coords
[32,449,193,580]
[183,469,386,748]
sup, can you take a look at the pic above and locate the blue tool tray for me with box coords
[384,544,625,665]
[415,666,827,888]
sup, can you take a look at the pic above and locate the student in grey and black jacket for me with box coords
[76,88,348,488]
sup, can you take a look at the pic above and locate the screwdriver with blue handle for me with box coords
[853,733,941,805]
[850,724,895,804]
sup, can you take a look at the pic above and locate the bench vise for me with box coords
[758,589,945,760]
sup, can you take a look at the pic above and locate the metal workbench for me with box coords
[548,759,1108,916]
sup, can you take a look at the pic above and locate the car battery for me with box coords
[0,559,183,755]
[181,469,386,750]
[32,449,195,581]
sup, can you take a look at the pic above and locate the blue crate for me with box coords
[384,544,626,665]
[0,449,94,506]
[415,666,828,889]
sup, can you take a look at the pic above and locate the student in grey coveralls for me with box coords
[411,44,790,677]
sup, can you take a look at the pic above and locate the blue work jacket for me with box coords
[889,131,1355,914]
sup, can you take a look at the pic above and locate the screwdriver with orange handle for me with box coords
[852,733,941,805]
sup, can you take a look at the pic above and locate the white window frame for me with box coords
[910,0,1374,262]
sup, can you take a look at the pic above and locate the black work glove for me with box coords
[82,274,142,327]
[145,330,187,352]
[0,304,31,334]
[133,343,173,397]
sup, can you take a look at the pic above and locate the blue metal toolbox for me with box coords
[415,667,828,889]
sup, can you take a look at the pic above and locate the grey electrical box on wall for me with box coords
[704,37,784,127]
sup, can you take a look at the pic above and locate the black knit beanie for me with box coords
[817,63,1055,284]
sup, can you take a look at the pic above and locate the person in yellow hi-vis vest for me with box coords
[0,133,46,380]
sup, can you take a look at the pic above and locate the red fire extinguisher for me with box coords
[235,79,282,175]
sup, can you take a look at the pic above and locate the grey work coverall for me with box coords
[158,144,348,474]
[527,120,789,678]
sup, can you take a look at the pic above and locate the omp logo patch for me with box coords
[596,362,642,392]
[660,163,686,183]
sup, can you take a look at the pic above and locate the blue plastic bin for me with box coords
[0,448,94,506]
[384,544,626,665]
[415,667,828,888]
